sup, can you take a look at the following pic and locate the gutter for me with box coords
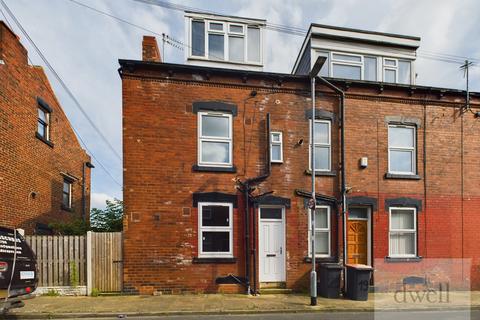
[316,77,347,290]
[238,113,271,295]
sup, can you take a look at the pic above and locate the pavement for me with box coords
[4,291,480,319]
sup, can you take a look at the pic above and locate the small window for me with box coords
[349,207,368,220]
[260,207,282,219]
[37,107,50,140]
[309,206,331,257]
[198,203,233,257]
[389,208,417,257]
[388,125,416,175]
[62,179,72,209]
[198,112,232,167]
[384,59,396,66]
[208,22,224,31]
[229,24,244,34]
[310,120,331,171]
[270,132,283,163]
[191,20,205,57]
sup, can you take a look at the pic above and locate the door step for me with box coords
[259,282,286,289]
[259,288,293,295]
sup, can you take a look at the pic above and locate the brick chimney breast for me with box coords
[142,35,161,62]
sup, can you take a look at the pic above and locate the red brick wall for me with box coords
[0,22,91,234]
[121,59,480,293]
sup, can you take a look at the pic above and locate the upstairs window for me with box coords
[198,112,232,167]
[383,58,411,84]
[310,120,331,172]
[190,18,262,65]
[37,107,50,141]
[198,202,233,258]
[62,179,72,209]
[331,53,362,80]
[270,132,283,163]
[388,125,416,175]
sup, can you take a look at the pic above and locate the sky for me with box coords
[1,0,479,209]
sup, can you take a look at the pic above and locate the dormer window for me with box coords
[187,13,264,69]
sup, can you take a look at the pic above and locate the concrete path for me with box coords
[7,292,480,319]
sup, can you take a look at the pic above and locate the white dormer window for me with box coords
[188,15,263,67]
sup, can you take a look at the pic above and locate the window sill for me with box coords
[385,256,422,263]
[35,132,54,148]
[187,56,263,68]
[61,205,74,212]
[385,173,421,180]
[192,165,237,173]
[303,256,337,263]
[305,170,337,177]
[192,257,237,264]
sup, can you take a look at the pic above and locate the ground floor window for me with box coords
[308,206,331,257]
[198,202,233,258]
[389,207,417,257]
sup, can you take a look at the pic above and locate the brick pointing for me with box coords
[0,22,91,234]
[121,59,480,293]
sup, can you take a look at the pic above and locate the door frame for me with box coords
[257,205,286,283]
[347,206,372,266]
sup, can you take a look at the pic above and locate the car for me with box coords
[0,227,37,312]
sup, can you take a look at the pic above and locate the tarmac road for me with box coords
[32,309,476,320]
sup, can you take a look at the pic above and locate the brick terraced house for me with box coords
[120,13,480,294]
[0,21,92,234]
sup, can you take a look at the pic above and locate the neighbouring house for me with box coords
[0,21,93,235]
[120,12,480,294]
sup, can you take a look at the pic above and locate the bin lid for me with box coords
[319,263,343,269]
[346,264,373,270]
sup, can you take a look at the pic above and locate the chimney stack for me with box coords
[142,36,161,62]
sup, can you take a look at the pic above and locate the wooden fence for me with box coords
[90,232,123,292]
[25,235,86,287]
[24,232,122,294]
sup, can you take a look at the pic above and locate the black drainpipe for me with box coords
[317,78,346,286]
[82,161,95,221]
[239,113,271,295]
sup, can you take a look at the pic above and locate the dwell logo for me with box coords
[374,259,471,320]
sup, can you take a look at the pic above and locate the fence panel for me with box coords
[25,235,87,287]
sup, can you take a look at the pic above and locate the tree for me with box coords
[90,198,123,232]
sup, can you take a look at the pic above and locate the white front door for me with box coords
[258,207,285,282]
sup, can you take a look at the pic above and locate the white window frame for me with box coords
[331,52,363,80]
[270,131,283,163]
[308,206,331,258]
[388,124,416,175]
[383,58,398,83]
[188,18,263,65]
[198,202,233,258]
[197,112,233,167]
[309,119,331,172]
[388,207,417,258]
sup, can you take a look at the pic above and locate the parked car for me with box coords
[0,227,37,312]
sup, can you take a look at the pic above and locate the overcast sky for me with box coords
[2,0,479,209]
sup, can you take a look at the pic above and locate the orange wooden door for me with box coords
[347,220,368,265]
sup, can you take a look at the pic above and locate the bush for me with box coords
[90,288,100,297]
[43,289,60,296]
